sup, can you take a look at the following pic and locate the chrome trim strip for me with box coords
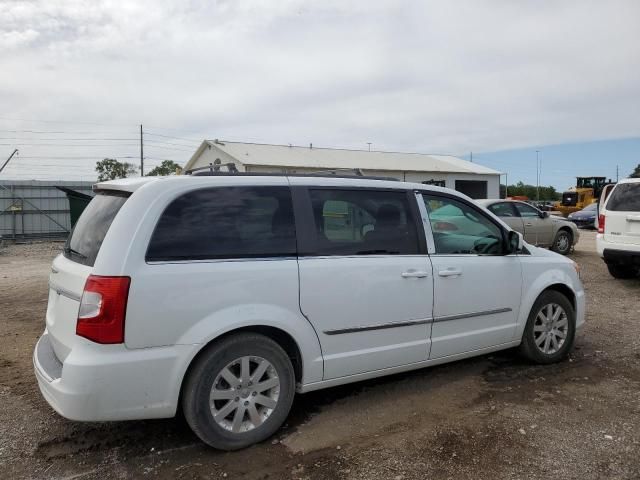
[433,307,512,323]
[48,281,82,302]
[324,318,433,335]
[146,256,299,265]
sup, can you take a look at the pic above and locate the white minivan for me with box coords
[597,178,640,278]
[34,171,585,450]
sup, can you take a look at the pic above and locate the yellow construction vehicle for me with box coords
[555,176,610,217]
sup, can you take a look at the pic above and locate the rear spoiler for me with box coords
[93,177,157,193]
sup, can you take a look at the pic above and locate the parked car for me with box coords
[596,178,640,278]
[476,199,579,255]
[34,174,585,450]
[567,203,598,229]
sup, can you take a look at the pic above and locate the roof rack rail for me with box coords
[184,160,239,175]
[184,163,398,181]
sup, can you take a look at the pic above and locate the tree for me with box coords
[499,182,560,200]
[95,158,137,182]
[146,160,182,176]
[630,164,640,178]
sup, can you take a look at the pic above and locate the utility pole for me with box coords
[0,149,18,175]
[616,164,619,182]
[367,142,372,152]
[505,173,508,198]
[140,124,144,176]
[536,150,540,201]
[470,151,473,162]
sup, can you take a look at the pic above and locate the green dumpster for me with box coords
[56,187,94,229]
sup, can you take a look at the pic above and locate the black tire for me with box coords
[551,229,573,255]
[519,290,576,364]
[182,333,295,450]
[607,264,639,279]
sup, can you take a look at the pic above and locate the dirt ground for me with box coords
[1,231,639,480]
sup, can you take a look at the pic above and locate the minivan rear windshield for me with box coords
[607,183,640,212]
[63,191,130,266]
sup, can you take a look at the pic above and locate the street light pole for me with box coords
[536,150,540,201]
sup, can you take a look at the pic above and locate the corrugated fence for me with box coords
[0,180,94,240]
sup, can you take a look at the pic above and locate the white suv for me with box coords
[597,178,640,278]
[34,172,585,450]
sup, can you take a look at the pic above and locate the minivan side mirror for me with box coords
[507,230,523,254]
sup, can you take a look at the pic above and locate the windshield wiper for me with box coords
[64,246,87,259]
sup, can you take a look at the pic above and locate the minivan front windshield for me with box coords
[64,191,129,266]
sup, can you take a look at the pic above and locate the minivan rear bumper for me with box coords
[602,248,640,266]
[34,331,195,422]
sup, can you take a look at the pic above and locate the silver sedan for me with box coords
[476,199,579,255]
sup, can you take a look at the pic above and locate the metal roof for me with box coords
[185,140,501,175]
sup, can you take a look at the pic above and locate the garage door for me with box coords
[455,180,488,199]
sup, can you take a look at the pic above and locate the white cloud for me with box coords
[0,0,639,179]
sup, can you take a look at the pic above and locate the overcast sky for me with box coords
[1,0,639,186]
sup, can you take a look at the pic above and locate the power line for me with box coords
[16,155,139,159]
[0,143,139,147]
[145,138,198,148]
[0,116,131,128]
[0,137,138,141]
[145,132,202,143]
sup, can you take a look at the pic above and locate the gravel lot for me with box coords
[1,231,639,480]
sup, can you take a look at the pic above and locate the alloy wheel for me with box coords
[556,233,570,252]
[209,356,280,433]
[533,303,568,355]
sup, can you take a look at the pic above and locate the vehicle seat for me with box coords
[364,204,408,253]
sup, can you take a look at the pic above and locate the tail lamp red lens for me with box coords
[597,214,605,234]
[76,275,131,344]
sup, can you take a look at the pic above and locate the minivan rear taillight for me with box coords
[597,214,605,234]
[76,275,131,344]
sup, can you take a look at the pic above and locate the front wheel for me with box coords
[182,333,295,450]
[551,229,573,255]
[519,291,576,364]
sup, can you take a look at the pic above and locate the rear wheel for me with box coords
[607,264,639,279]
[182,333,295,450]
[551,229,573,255]
[519,291,576,364]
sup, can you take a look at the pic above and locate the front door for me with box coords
[294,185,434,380]
[420,193,522,359]
[487,201,524,234]
[514,202,553,246]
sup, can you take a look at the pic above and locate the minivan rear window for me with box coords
[607,183,640,211]
[64,191,129,266]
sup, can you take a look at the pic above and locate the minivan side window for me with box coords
[306,189,420,256]
[423,195,504,255]
[146,186,296,261]
[607,183,640,211]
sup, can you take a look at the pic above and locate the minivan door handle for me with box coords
[438,268,463,277]
[401,270,429,278]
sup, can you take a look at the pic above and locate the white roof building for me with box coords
[184,140,501,199]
